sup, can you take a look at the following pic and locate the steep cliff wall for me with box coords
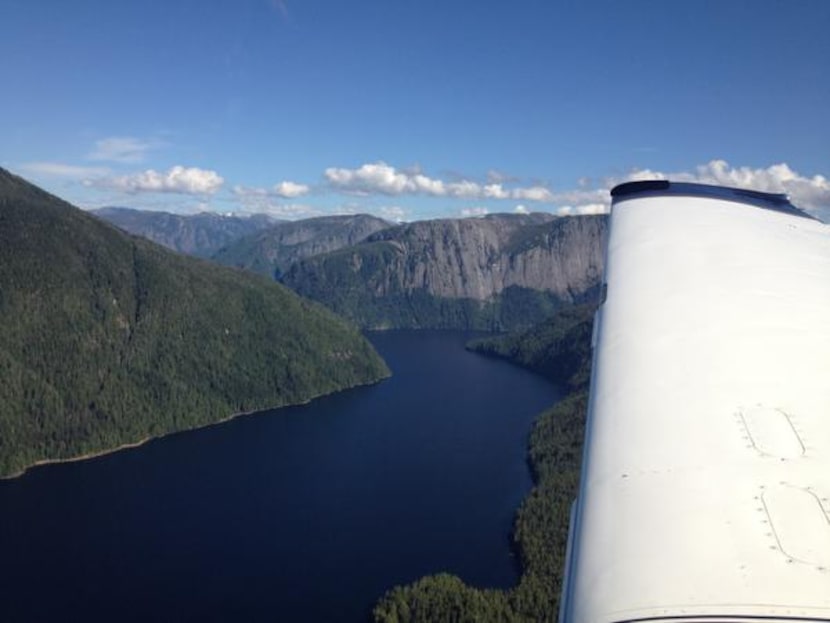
[93,207,276,258]
[212,214,391,278]
[282,213,607,330]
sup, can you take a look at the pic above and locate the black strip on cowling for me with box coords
[610,180,816,221]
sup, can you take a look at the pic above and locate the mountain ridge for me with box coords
[92,206,278,258]
[212,213,392,278]
[282,213,607,330]
[0,168,389,478]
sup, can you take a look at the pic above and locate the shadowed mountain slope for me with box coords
[212,213,391,279]
[282,213,607,330]
[92,206,277,258]
[0,169,389,477]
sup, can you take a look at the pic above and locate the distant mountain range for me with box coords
[92,206,278,258]
[0,169,389,478]
[212,214,392,279]
[92,205,607,331]
[93,208,393,279]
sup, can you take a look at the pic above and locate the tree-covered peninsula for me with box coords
[0,168,389,478]
[467,303,595,393]
[373,306,595,622]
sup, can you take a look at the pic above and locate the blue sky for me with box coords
[3,0,829,221]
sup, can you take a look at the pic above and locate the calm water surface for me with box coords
[0,331,558,622]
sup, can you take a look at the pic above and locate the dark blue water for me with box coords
[0,331,558,622]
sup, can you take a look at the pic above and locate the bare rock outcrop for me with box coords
[283,213,608,329]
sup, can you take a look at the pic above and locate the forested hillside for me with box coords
[0,168,389,478]
[467,303,595,392]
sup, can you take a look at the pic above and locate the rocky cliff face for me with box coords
[92,207,276,258]
[212,214,392,278]
[282,213,608,330]
[368,213,604,300]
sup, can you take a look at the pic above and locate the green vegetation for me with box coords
[284,234,576,331]
[373,307,594,622]
[374,393,588,622]
[467,303,595,392]
[211,214,391,279]
[288,285,572,332]
[0,168,389,478]
[281,214,605,332]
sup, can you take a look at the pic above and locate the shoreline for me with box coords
[1,374,390,481]
[2,437,156,480]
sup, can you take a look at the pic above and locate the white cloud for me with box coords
[535,159,830,219]
[261,203,319,218]
[88,136,160,163]
[379,205,408,222]
[461,206,489,217]
[483,184,509,199]
[252,200,320,219]
[554,203,609,216]
[514,205,529,215]
[20,161,110,178]
[234,180,311,199]
[274,180,310,198]
[412,173,445,195]
[233,184,320,218]
[232,185,269,198]
[88,166,224,194]
[547,188,610,208]
[325,162,456,197]
[325,161,557,202]
[42,155,824,222]
[446,180,481,199]
[614,159,830,218]
[325,162,417,196]
[512,186,553,202]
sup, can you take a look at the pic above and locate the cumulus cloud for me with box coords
[615,159,830,217]
[514,205,529,215]
[87,166,224,194]
[274,180,310,198]
[325,162,440,196]
[536,159,829,218]
[512,186,554,202]
[318,159,830,219]
[232,184,319,218]
[234,180,311,201]
[461,207,489,218]
[554,203,609,216]
[87,136,160,163]
[247,199,319,219]
[232,185,269,198]
[325,161,556,202]
[35,155,823,222]
[262,203,319,218]
[541,188,611,216]
[483,183,509,199]
[378,205,408,222]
